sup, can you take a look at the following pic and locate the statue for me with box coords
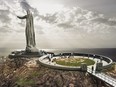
[17,10,38,53]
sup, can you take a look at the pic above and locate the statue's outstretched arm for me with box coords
[17,15,27,19]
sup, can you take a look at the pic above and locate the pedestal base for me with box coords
[25,47,38,53]
[8,49,43,59]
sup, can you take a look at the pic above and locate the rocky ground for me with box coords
[0,58,113,87]
[104,63,116,79]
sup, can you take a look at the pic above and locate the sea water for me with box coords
[0,48,116,62]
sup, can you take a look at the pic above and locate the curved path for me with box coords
[38,55,81,71]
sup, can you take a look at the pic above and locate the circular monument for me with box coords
[38,53,113,71]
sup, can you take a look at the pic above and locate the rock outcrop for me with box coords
[0,58,113,87]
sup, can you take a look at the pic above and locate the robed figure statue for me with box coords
[17,10,38,53]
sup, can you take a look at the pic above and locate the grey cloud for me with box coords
[92,17,116,26]
[1,0,116,36]
[32,6,116,34]
[32,8,39,17]
[35,25,44,34]
[0,25,12,33]
[57,22,74,29]
[20,0,32,11]
[43,13,57,23]
[34,12,57,24]
[37,30,44,34]
[22,5,58,23]
[0,10,11,23]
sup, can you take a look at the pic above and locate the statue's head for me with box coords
[27,9,31,14]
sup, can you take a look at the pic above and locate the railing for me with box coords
[87,67,116,87]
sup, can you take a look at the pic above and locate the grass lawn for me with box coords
[55,58,95,66]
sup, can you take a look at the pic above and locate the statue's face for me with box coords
[27,10,30,14]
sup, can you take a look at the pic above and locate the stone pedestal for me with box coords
[25,47,38,53]
[24,46,43,57]
[9,49,43,59]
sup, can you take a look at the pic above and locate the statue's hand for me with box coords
[17,16,20,19]
[17,15,27,19]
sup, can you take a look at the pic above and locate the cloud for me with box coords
[0,10,11,23]
[20,0,32,11]
[91,17,116,26]
[0,25,12,33]
[0,0,116,35]
[41,7,116,34]
[57,22,74,29]
[0,0,116,48]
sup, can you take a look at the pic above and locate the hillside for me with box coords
[0,58,113,87]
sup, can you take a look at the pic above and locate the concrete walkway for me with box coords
[87,67,116,87]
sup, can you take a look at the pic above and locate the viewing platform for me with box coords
[38,53,115,87]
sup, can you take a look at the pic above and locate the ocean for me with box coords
[0,48,116,62]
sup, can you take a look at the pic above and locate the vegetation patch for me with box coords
[55,58,95,66]
[16,78,35,86]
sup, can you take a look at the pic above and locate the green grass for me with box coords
[16,71,41,86]
[31,71,42,77]
[16,78,35,86]
[55,58,95,66]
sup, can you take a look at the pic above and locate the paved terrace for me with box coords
[38,54,115,87]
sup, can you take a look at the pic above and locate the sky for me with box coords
[0,0,116,49]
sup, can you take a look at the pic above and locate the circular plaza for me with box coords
[38,53,113,71]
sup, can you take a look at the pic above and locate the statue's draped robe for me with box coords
[18,11,37,52]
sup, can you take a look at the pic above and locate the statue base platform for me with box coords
[25,47,39,53]
[8,50,43,59]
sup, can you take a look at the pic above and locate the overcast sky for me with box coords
[0,0,116,49]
